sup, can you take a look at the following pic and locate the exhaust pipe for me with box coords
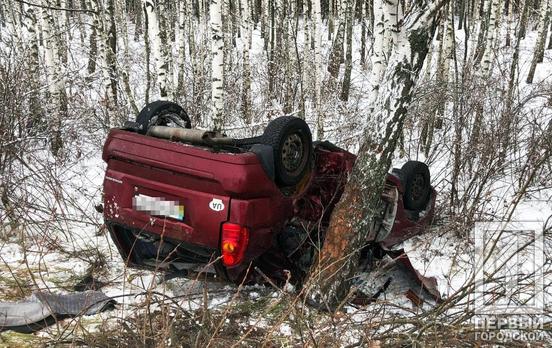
[148,126,235,145]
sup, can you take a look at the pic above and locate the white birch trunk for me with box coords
[210,0,224,130]
[175,0,187,97]
[313,0,323,139]
[302,0,311,113]
[262,0,269,48]
[367,0,386,112]
[440,1,453,83]
[382,0,398,59]
[117,0,138,114]
[23,4,42,120]
[187,0,195,57]
[241,0,252,122]
[481,0,500,76]
[39,0,65,154]
[527,0,550,83]
[90,0,116,120]
[505,0,514,47]
[143,0,168,98]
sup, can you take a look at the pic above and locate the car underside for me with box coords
[102,101,436,286]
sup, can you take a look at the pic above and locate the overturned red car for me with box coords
[102,101,436,284]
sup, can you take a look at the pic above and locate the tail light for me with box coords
[221,223,249,267]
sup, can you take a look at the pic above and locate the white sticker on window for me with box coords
[209,198,224,212]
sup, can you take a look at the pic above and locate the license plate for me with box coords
[133,194,185,220]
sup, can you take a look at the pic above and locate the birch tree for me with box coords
[210,0,224,130]
[313,0,323,139]
[117,0,138,114]
[480,0,500,76]
[241,0,252,122]
[143,0,169,98]
[366,0,396,112]
[304,0,445,309]
[39,1,65,155]
[87,0,98,74]
[89,0,117,123]
[175,0,186,98]
[22,4,42,125]
[548,23,552,49]
[340,0,355,101]
[527,0,550,83]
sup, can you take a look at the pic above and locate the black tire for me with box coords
[136,101,191,135]
[401,161,431,211]
[261,116,313,186]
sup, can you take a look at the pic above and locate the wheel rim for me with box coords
[150,111,187,128]
[281,133,304,173]
[410,174,426,202]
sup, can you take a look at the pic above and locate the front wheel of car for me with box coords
[401,161,431,211]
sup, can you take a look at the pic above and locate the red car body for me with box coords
[102,129,436,283]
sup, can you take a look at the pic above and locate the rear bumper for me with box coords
[106,221,274,282]
[107,222,219,272]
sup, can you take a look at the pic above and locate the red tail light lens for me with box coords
[221,223,249,267]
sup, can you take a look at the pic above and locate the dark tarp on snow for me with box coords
[0,291,116,333]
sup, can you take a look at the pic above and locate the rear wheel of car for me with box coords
[262,116,313,186]
[401,161,431,211]
[136,101,191,135]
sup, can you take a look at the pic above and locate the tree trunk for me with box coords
[134,0,143,41]
[40,0,65,156]
[527,0,550,83]
[176,0,187,99]
[518,0,529,39]
[23,4,43,128]
[472,0,489,65]
[144,2,151,104]
[158,0,172,98]
[90,0,117,124]
[241,0,252,122]
[106,0,118,117]
[210,0,225,130]
[87,0,98,74]
[327,19,345,79]
[304,0,443,310]
[505,0,513,47]
[480,0,499,76]
[143,0,169,98]
[366,0,389,113]
[118,0,138,114]
[360,0,366,68]
[340,0,354,101]
[313,0,323,139]
[548,23,552,49]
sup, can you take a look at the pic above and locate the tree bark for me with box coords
[40,0,65,156]
[548,23,552,50]
[304,0,444,310]
[480,0,499,76]
[527,0,550,83]
[241,0,252,122]
[118,0,138,114]
[313,0,323,139]
[23,3,42,128]
[175,0,187,99]
[340,0,354,101]
[143,0,169,98]
[210,0,225,130]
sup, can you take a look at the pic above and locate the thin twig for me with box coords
[14,0,97,14]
